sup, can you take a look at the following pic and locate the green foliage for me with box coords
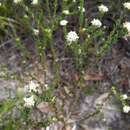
[0,99,16,120]
[85,84,98,95]
[20,107,31,122]
[0,0,130,129]
[5,120,14,130]
[39,85,55,102]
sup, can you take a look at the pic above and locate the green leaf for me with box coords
[5,120,15,130]
[0,99,16,120]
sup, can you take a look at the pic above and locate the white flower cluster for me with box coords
[33,28,39,35]
[123,21,130,34]
[14,0,22,3]
[123,105,130,113]
[98,4,108,13]
[91,18,102,28]
[60,20,68,26]
[123,2,130,10]
[78,6,85,13]
[66,31,79,45]
[32,0,38,5]
[121,94,130,113]
[123,1,130,36]
[24,80,39,93]
[64,4,109,44]
[14,0,38,4]
[122,94,128,100]
[24,80,39,108]
[24,96,35,108]
[63,10,70,15]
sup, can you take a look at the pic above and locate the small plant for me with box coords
[0,0,130,129]
[112,86,130,113]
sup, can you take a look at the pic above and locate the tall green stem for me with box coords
[79,0,84,29]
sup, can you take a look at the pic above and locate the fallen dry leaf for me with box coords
[84,73,105,81]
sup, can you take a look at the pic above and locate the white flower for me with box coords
[63,10,70,15]
[123,105,130,113]
[122,94,128,100]
[33,28,39,35]
[66,31,79,45]
[91,18,102,28]
[123,21,130,33]
[24,15,28,18]
[98,4,108,13]
[123,2,130,10]
[103,26,106,29]
[24,81,39,93]
[32,0,38,5]
[60,20,68,26]
[78,6,85,12]
[29,81,39,92]
[24,96,35,108]
[88,34,90,38]
[44,84,49,90]
[82,28,86,32]
[14,0,22,3]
